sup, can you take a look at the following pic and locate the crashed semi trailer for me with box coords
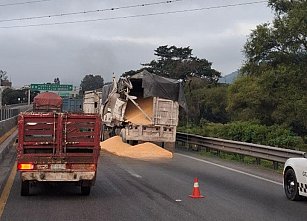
[17,92,101,196]
[101,71,186,151]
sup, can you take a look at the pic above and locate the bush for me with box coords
[178,121,305,151]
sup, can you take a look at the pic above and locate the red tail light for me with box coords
[18,163,34,170]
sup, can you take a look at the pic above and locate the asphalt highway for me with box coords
[1,151,307,221]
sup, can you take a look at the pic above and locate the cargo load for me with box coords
[33,91,62,112]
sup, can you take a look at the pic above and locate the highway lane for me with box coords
[1,151,307,221]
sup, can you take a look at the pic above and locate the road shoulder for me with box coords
[175,148,283,184]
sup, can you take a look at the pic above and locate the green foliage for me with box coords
[227,75,265,122]
[229,64,307,137]
[80,74,104,93]
[243,0,307,75]
[179,121,306,151]
[142,45,221,82]
[182,81,229,124]
[2,88,28,105]
[229,0,307,138]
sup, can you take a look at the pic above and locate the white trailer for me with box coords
[122,97,179,144]
[83,90,101,114]
[283,153,307,200]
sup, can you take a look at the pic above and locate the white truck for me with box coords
[283,153,307,200]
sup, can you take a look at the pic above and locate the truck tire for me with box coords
[21,181,30,196]
[284,168,300,201]
[81,186,91,195]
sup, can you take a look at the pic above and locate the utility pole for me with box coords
[28,86,31,105]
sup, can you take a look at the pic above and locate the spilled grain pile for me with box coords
[100,136,173,160]
[124,97,153,125]
[100,136,131,157]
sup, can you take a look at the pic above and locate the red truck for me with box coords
[17,92,101,196]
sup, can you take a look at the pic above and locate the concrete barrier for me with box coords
[0,130,17,161]
[0,116,17,137]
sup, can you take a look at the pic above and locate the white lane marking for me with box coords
[126,170,142,178]
[175,199,182,202]
[176,153,283,186]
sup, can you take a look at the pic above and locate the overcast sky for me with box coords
[0,0,274,88]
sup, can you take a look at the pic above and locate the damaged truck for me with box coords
[99,70,186,151]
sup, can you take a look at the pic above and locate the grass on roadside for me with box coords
[199,149,284,173]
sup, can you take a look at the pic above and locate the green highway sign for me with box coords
[58,92,71,97]
[31,84,73,91]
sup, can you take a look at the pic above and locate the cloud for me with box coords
[0,0,274,87]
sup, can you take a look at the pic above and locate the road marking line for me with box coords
[176,153,283,186]
[126,170,142,178]
[0,162,17,218]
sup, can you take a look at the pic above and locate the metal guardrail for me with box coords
[0,104,32,121]
[176,132,305,168]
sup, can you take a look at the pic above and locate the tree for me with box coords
[142,45,221,82]
[80,74,104,93]
[2,88,28,105]
[54,77,60,84]
[227,75,272,124]
[195,85,229,123]
[242,0,306,75]
[230,0,307,137]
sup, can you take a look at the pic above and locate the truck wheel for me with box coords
[284,168,300,201]
[81,186,91,195]
[21,181,30,196]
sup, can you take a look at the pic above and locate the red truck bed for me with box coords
[17,112,101,196]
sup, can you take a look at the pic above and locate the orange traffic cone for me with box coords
[189,177,204,198]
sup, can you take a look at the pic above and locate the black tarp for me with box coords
[129,70,187,110]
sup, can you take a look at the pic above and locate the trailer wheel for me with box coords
[81,186,91,195]
[284,168,300,201]
[21,181,30,196]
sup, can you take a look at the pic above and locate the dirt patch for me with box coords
[100,136,173,160]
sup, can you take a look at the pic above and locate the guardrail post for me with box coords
[273,161,279,170]
[256,158,260,165]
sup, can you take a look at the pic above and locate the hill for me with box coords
[218,70,239,84]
